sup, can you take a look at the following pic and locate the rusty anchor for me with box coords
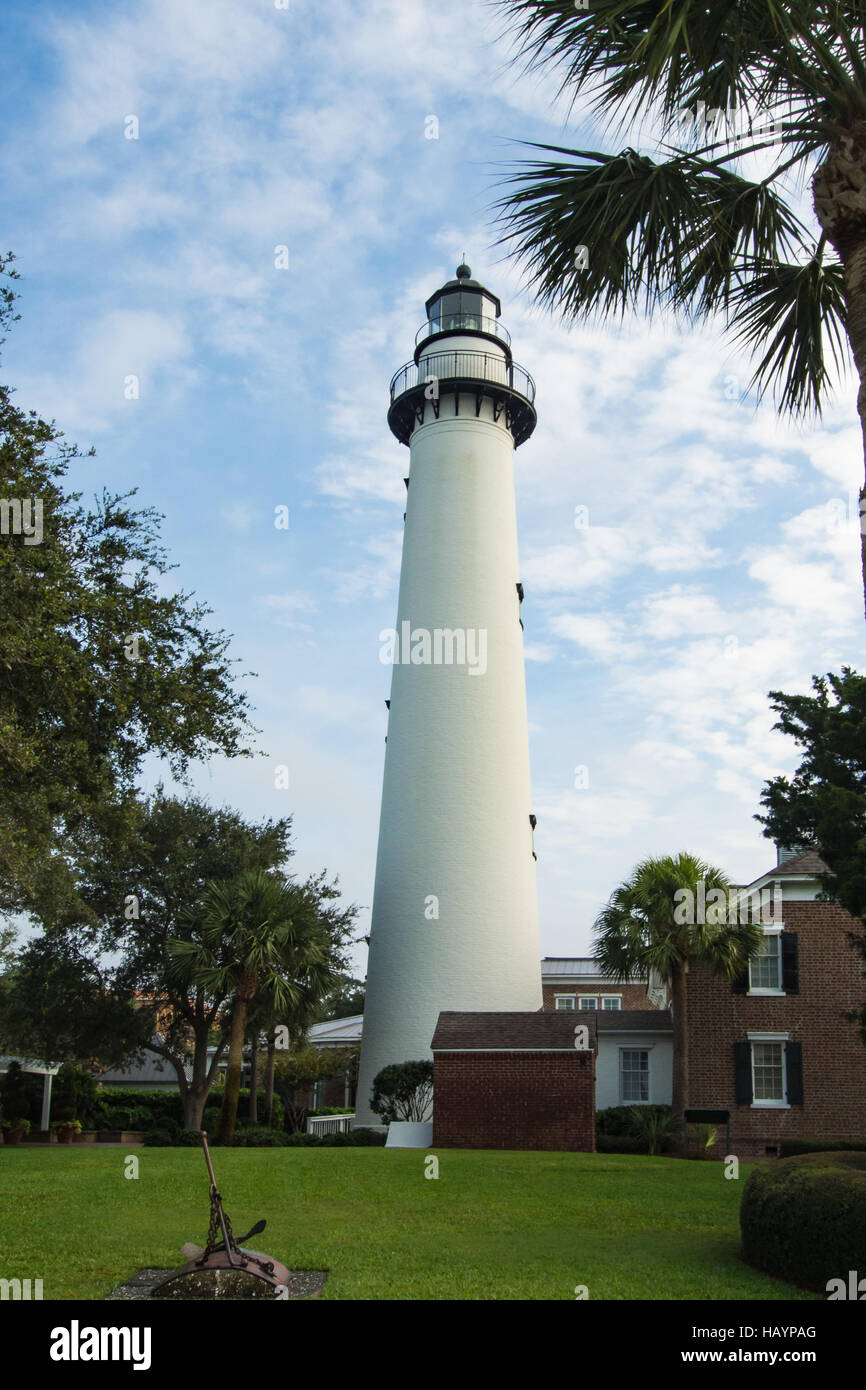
[153,1130,291,1299]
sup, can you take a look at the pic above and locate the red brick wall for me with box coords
[542,982,651,1011]
[685,901,866,1159]
[432,1050,595,1151]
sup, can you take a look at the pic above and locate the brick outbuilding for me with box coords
[431,1011,596,1151]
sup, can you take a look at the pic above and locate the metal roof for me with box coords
[541,957,647,981]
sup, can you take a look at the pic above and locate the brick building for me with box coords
[684,849,866,1159]
[541,957,654,1013]
[431,1011,596,1151]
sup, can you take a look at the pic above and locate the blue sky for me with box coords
[2,0,863,971]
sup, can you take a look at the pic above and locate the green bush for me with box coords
[284,1131,322,1146]
[176,1129,203,1146]
[232,1128,289,1147]
[595,1135,646,1154]
[596,1106,677,1153]
[780,1138,866,1158]
[370,1060,433,1123]
[142,1129,175,1147]
[740,1150,866,1291]
[347,1128,386,1146]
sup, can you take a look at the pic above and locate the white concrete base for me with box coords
[384,1121,434,1149]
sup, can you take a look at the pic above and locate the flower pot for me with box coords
[384,1120,434,1149]
[3,1125,26,1145]
[55,1127,76,1144]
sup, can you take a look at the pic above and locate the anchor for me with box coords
[153,1131,290,1298]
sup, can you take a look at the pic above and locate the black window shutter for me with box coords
[781,932,799,993]
[786,1042,804,1104]
[734,1041,752,1104]
[732,968,749,994]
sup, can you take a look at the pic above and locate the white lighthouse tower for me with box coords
[354,265,543,1128]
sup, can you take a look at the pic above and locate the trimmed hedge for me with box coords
[93,1088,284,1133]
[740,1150,866,1291]
[780,1138,866,1158]
[141,1124,386,1148]
[596,1135,646,1154]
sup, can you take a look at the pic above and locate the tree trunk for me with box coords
[217,973,256,1145]
[670,963,688,1126]
[813,129,866,622]
[265,1032,276,1129]
[248,1031,258,1124]
[182,1020,215,1130]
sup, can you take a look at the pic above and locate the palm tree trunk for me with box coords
[813,135,866,621]
[264,1032,276,1128]
[248,1031,258,1124]
[669,964,689,1126]
[217,973,257,1145]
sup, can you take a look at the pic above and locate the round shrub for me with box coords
[284,1131,322,1146]
[142,1129,175,1147]
[344,1128,386,1146]
[740,1151,866,1291]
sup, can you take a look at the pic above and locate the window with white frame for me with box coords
[555,994,575,1011]
[578,995,598,1010]
[751,1040,786,1103]
[749,931,783,992]
[601,996,622,1010]
[620,1049,650,1103]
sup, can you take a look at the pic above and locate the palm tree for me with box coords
[493,1,866,611]
[593,852,764,1121]
[167,869,334,1145]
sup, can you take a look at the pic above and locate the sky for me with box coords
[1,0,864,974]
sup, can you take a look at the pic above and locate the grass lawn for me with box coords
[0,1147,818,1300]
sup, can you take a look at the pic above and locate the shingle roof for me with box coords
[746,849,828,886]
[431,1011,598,1051]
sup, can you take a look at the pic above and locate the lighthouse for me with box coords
[353,265,543,1128]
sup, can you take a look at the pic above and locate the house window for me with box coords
[749,933,782,992]
[601,996,622,1010]
[555,995,575,1011]
[620,1049,649,1103]
[578,996,598,1010]
[751,1041,785,1104]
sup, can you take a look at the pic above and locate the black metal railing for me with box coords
[390,349,535,404]
[415,314,511,348]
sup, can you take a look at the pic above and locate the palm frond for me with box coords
[494,0,823,127]
[493,144,806,320]
[728,250,849,413]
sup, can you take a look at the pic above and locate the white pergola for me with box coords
[0,1055,60,1132]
